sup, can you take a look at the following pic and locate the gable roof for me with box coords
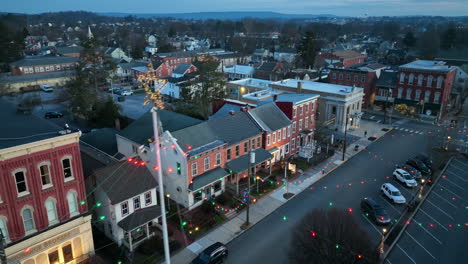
[257,62,282,72]
[118,110,203,146]
[173,63,193,75]
[376,71,398,88]
[93,158,157,204]
[119,61,147,70]
[55,46,83,55]
[80,128,119,156]
[333,50,363,59]
[10,56,79,67]
[247,104,291,132]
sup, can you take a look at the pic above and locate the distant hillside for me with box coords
[99,11,338,20]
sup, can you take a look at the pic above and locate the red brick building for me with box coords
[329,63,387,108]
[10,57,79,76]
[315,50,366,69]
[0,100,94,264]
[153,51,197,70]
[395,60,457,118]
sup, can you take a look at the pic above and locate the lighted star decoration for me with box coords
[137,62,167,109]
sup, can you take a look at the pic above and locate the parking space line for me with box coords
[430,190,458,209]
[405,231,437,260]
[377,196,402,214]
[419,208,448,231]
[441,177,465,192]
[411,218,443,245]
[437,184,462,199]
[396,243,417,264]
[452,159,468,170]
[361,214,382,235]
[446,170,468,183]
[426,199,454,220]
[395,184,416,197]
[386,259,393,264]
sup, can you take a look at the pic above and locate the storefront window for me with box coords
[62,244,74,262]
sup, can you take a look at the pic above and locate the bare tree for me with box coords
[289,209,379,264]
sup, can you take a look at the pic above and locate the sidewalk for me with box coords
[166,120,392,264]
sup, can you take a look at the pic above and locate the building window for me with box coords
[227,149,231,160]
[427,75,433,87]
[121,202,129,216]
[415,90,422,101]
[300,106,303,115]
[424,91,431,102]
[267,135,271,146]
[48,250,59,264]
[291,138,296,150]
[257,137,261,148]
[0,218,8,242]
[14,170,28,195]
[418,74,424,86]
[132,145,138,154]
[299,120,303,131]
[305,104,309,113]
[437,76,444,88]
[293,108,297,118]
[193,191,202,204]
[39,66,44,72]
[212,153,220,167]
[406,89,412,100]
[251,139,255,150]
[21,207,35,233]
[285,143,290,154]
[62,244,74,263]
[282,128,286,139]
[39,164,52,187]
[305,117,309,128]
[361,75,366,82]
[399,73,405,84]
[62,158,73,180]
[408,74,414,85]
[204,157,210,171]
[434,92,441,103]
[56,65,61,71]
[214,181,222,192]
[244,141,248,152]
[354,75,358,82]
[235,145,240,156]
[339,73,343,80]
[145,192,152,205]
[278,130,281,141]
[191,163,198,176]
[67,191,78,216]
[45,66,50,71]
[287,126,291,137]
[272,132,276,143]
[346,73,350,81]
[134,197,141,210]
[332,73,336,79]
[397,88,403,99]
[292,122,296,134]
[45,199,58,225]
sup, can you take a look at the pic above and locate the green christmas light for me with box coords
[283,216,287,221]
[329,202,333,206]
[80,200,85,205]
[182,221,188,226]
[99,216,106,220]
[96,202,102,207]
[335,244,340,249]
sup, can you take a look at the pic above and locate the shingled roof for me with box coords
[247,104,292,133]
[10,56,79,67]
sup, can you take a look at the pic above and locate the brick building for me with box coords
[395,60,457,118]
[315,50,366,69]
[0,99,94,264]
[10,57,79,76]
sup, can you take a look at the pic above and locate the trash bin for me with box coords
[354,145,359,151]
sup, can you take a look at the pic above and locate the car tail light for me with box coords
[380,216,385,220]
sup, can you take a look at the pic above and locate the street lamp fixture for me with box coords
[380,228,387,254]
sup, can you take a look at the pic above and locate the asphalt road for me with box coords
[226,121,434,264]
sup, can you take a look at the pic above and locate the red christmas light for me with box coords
[140,161,146,166]
[128,158,133,162]
[310,231,317,238]
[168,168,173,173]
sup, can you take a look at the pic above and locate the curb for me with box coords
[380,156,455,262]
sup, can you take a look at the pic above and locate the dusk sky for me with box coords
[3,0,468,16]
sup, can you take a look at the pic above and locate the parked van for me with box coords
[381,183,406,204]
[40,84,54,92]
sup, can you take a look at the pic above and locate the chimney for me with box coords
[273,94,278,102]
[297,81,302,94]
[229,110,235,115]
[241,105,251,112]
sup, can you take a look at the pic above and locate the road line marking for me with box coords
[396,243,417,264]
[426,199,454,220]
[370,116,375,119]
[447,166,468,182]
[430,191,458,209]
[386,259,393,264]
[377,120,382,123]
[441,176,466,191]
[419,208,448,231]
[411,218,443,244]
[361,214,382,235]
[452,159,468,170]
[378,196,402,214]
[405,231,437,259]
[437,185,462,200]
[410,130,414,133]
[405,129,409,132]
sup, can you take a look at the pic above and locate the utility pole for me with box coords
[0,229,7,264]
[151,107,171,264]
[284,160,289,193]
[342,116,351,161]
[245,151,255,227]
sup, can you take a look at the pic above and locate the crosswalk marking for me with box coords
[392,127,425,135]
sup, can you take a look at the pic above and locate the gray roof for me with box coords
[118,110,203,146]
[173,63,193,75]
[189,167,230,191]
[117,205,162,231]
[10,56,79,67]
[247,104,292,132]
[55,46,83,55]
[209,104,249,120]
[0,71,75,84]
[257,62,278,72]
[93,158,157,204]
[119,61,147,70]
[172,111,262,152]
[376,71,398,88]
[80,128,119,156]
[399,60,454,73]
[0,99,65,149]
[105,47,117,55]
[226,148,273,173]
[275,93,319,105]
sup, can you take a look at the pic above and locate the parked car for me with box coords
[360,198,391,225]
[393,169,417,187]
[415,154,433,169]
[40,84,54,92]
[407,159,431,175]
[381,183,406,204]
[44,111,63,118]
[113,89,124,95]
[191,242,228,264]
[120,89,133,96]
[400,164,422,180]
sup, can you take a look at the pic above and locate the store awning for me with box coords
[226,148,273,173]
[268,147,279,154]
[189,167,230,191]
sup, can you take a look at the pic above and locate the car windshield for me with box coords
[199,252,210,262]
[391,191,401,196]
[404,174,413,180]
[375,207,387,215]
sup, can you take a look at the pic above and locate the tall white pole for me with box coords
[151,107,171,264]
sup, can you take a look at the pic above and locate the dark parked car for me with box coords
[415,154,433,169]
[407,159,431,175]
[44,111,63,118]
[360,198,391,225]
[191,242,228,264]
[400,164,422,179]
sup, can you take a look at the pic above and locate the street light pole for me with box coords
[284,160,289,193]
[380,228,387,254]
[342,116,351,161]
[245,151,255,227]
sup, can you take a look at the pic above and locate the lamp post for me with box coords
[245,151,255,227]
[342,116,352,161]
[418,179,426,200]
[380,228,387,254]
[383,89,393,124]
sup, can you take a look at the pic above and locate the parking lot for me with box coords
[385,157,468,264]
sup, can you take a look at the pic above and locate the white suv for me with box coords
[393,169,417,188]
[381,183,406,204]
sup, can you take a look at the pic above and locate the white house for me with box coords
[90,158,161,252]
[224,65,255,80]
[273,48,297,64]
